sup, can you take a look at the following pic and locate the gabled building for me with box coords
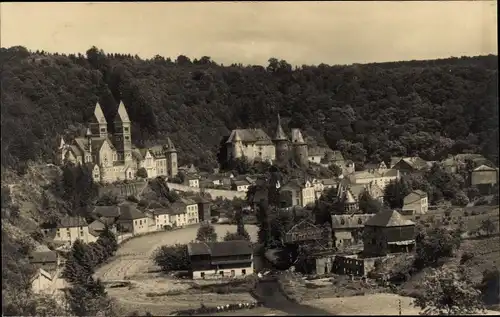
[41,216,96,245]
[348,168,399,191]
[115,204,149,235]
[363,210,416,256]
[59,101,177,183]
[231,179,253,192]
[402,190,429,215]
[390,157,429,175]
[280,179,316,207]
[189,195,212,223]
[184,174,200,188]
[29,250,60,273]
[330,214,374,249]
[187,240,254,279]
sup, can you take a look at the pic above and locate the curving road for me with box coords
[253,278,331,316]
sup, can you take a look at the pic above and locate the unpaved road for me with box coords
[95,225,259,314]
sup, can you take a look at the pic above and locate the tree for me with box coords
[478,267,500,305]
[95,193,119,206]
[414,266,484,315]
[153,244,190,272]
[223,231,250,241]
[66,278,114,317]
[413,227,462,270]
[328,164,342,177]
[62,239,95,284]
[479,218,498,237]
[451,190,469,207]
[196,223,217,242]
[384,178,411,209]
[234,209,251,241]
[97,225,118,257]
[136,167,148,179]
[256,199,271,246]
[358,190,382,214]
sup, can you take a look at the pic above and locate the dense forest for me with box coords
[1,46,498,173]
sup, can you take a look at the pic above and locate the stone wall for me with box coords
[166,182,246,200]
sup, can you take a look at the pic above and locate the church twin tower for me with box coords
[273,114,309,167]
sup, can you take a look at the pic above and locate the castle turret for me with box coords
[164,137,178,177]
[272,114,289,165]
[90,102,108,138]
[86,127,92,161]
[291,129,308,167]
[226,130,244,161]
[113,101,132,162]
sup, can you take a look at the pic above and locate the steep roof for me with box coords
[93,102,107,124]
[401,157,429,170]
[226,129,273,145]
[273,114,288,141]
[169,202,187,215]
[473,165,497,172]
[327,150,345,162]
[291,129,306,144]
[331,214,374,229]
[93,206,121,218]
[308,147,331,157]
[179,197,197,205]
[118,204,146,220]
[88,219,106,232]
[165,137,176,152]
[364,210,415,227]
[115,100,130,123]
[29,251,57,264]
[187,240,253,257]
[57,216,87,228]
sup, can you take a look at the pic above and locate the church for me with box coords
[225,115,309,167]
[59,101,178,183]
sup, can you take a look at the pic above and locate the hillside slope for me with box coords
[1,46,498,173]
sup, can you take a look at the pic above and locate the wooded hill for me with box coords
[1,46,498,173]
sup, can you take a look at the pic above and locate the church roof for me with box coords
[93,102,107,124]
[114,101,130,123]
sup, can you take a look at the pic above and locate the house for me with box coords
[284,219,332,246]
[471,165,498,193]
[330,214,374,248]
[363,210,416,256]
[280,179,316,207]
[91,206,121,224]
[231,179,252,192]
[402,190,429,215]
[348,168,399,191]
[41,216,96,245]
[59,101,177,182]
[88,218,117,238]
[184,174,200,188]
[153,208,175,230]
[178,163,198,175]
[31,267,68,295]
[190,195,212,223]
[308,147,332,164]
[364,161,388,173]
[116,204,150,235]
[179,197,199,225]
[390,157,429,175]
[312,178,338,198]
[187,240,254,279]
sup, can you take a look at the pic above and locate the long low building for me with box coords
[187,240,254,279]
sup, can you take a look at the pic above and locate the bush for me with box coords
[153,244,190,272]
[460,252,474,264]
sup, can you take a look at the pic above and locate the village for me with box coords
[24,100,500,316]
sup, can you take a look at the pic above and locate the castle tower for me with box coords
[228,130,243,161]
[164,137,178,177]
[86,127,92,162]
[113,101,132,162]
[90,102,108,138]
[291,129,308,167]
[272,114,289,165]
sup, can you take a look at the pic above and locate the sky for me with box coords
[1,1,497,66]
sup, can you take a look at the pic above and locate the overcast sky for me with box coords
[1,1,497,66]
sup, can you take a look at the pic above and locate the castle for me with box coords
[59,101,178,183]
[226,115,309,167]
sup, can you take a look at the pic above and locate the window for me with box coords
[139,220,142,225]
[230,270,235,277]
[201,272,205,279]
[241,269,246,275]
[124,127,129,132]
[80,230,84,236]
[100,128,106,132]
[219,271,224,276]
[125,136,130,140]
[135,220,137,225]
[57,232,61,238]
[358,218,362,225]
[67,232,71,238]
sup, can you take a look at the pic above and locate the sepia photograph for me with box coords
[1,1,498,316]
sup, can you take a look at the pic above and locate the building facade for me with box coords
[188,240,254,279]
[280,179,316,207]
[59,101,178,183]
[41,216,97,245]
[402,190,429,215]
